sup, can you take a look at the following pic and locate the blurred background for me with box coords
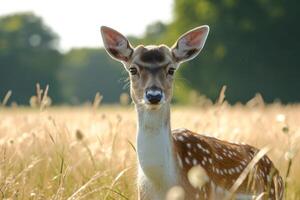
[0,0,299,106]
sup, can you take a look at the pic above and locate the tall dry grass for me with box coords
[0,100,299,199]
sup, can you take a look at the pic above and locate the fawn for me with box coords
[100,25,284,200]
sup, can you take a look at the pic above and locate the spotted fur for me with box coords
[172,129,284,200]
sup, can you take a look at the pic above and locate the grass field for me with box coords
[0,103,299,199]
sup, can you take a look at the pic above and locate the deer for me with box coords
[100,25,284,200]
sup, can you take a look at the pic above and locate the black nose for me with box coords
[146,88,162,104]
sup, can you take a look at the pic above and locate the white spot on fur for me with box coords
[239,165,243,171]
[193,158,198,165]
[185,157,190,165]
[241,160,247,166]
[187,143,192,148]
[197,143,202,149]
[178,135,185,141]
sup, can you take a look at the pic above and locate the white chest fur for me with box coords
[136,106,178,197]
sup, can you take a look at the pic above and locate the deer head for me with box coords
[101,26,209,110]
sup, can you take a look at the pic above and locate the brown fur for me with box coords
[172,129,284,199]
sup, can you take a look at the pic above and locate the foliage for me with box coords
[0,13,62,104]
[168,0,300,103]
[58,48,128,104]
[1,0,300,104]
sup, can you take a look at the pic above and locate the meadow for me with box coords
[0,99,299,199]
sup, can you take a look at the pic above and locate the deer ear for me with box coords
[101,26,133,62]
[171,25,209,63]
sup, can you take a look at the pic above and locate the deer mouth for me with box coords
[145,99,168,110]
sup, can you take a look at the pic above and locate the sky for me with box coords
[0,0,173,51]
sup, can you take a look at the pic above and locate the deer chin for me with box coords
[135,99,162,110]
[138,98,165,110]
[145,103,162,110]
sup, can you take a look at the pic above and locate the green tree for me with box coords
[168,0,300,103]
[58,48,127,104]
[0,13,62,104]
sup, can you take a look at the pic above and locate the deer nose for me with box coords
[145,87,163,104]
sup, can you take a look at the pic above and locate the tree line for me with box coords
[0,0,299,105]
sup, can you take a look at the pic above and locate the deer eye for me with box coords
[129,67,138,75]
[168,68,175,75]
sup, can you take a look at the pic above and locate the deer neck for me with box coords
[136,104,178,188]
